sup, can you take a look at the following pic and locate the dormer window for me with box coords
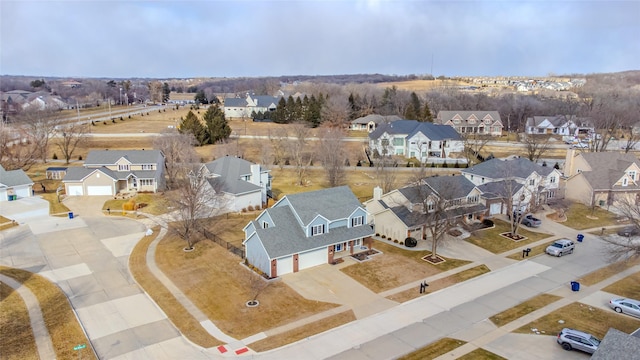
[629,171,636,181]
[142,164,153,170]
[550,176,556,183]
[529,179,535,186]
[351,216,363,227]
[262,221,269,229]
[311,224,325,236]
[622,177,628,187]
[118,164,130,171]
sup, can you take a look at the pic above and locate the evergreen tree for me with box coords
[273,97,287,123]
[307,94,322,127]
[404,92,423,120]
[162,82,171,103]
[286,95,296,123]
[423,101,434,122]
[194,90,207,105]
[203,105,231,144]
[179,111,207,145]
[294,97,303,122]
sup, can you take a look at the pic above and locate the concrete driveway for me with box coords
[63,195,112,217]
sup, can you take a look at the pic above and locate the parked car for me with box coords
[557,328,600,354]
[521,214,541,227]
[545,239,575,257]
[571,141,589,149]
[617,225,640,237]
[609,298,640,318]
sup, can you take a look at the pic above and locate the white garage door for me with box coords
[490,203,502,215]
[277,256,293,276]
[68,185,84,196]
[15,188,31,198]
[299,248,327,270]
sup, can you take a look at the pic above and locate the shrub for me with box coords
[381,235,386,239]
[241,208,247,213]
[404,237,418,247]
[120,116,123,121]
[78,155,82,160]
[376,233,380,237]
[356,160,362,167]
[247,205,254,211]
[103,121,107,124]
[393,239,399,243]
[482,219,494,227]
[123,199,136,211]
[52,153,58,160]
[399,241,404,246]
[128,115,131,119]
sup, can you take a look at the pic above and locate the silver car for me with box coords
[545,239,575,257]
[557,328,600,354]
[609,298,640,318]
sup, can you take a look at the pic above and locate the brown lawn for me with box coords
[465,220,553,254]
[155,233,339,339]
[397,337,466,360]
[489,293,563,327]
[602,272,640,298]
[340,240,470,293]
[0,282,39,360]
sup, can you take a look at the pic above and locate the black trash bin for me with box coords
[571,281,580,291]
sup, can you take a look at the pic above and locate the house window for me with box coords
[142,164,153,170]
[622,177,628,186]
[335,243,343,251]
[470,175,474,180]
[139,179,153,186]
[547,191,555,199]
[353,239,361,247]
[481,177,485,183]
[311,224,325,236]
[262,222,269,229]
[529,179,535,186]
[393,138,404,146]
[629,171,636,181]
[351,216,364,227]
[118,164,130,171]
[467,195,479,203]
[426,201,435,212]
[550,176,556,183]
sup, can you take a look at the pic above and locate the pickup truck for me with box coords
[521,214,542,227]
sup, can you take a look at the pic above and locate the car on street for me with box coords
[609,298,640,318]
[616,225,640,237]
[521,214,541,227]
[545,239,575,257]
[571,141,589,149]
[557,328,600,354]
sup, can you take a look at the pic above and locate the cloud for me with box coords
[1,0,638,78]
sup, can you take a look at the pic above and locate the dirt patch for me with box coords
[499,232,527,241]
[422,255,446,264]
[351,249,380,262]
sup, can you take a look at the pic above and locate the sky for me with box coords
[1,0,639,79]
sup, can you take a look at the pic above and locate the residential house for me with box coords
[0,165,34,201]
[461,157,562,215]
[436,111,503,136]
[223,94,281,119]
[243,186,374,278]
[590,328,640,360]
[350,114,401,132]
[364,175,486,241]
[201,156,271,212]
[368,120,465,164]
[563,149,640,207]
[63,150,165,196]
[525,115,577,135]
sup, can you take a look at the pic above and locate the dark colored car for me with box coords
[521,214,542,227]
[617,226,640,237]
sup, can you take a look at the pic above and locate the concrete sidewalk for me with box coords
[0,274,56,360]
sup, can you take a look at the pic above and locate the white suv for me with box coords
[545,239,575,257]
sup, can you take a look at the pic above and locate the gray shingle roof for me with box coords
[398,175,475,202]
[578,152,640,190]
[252,198,374,258]
[351,114,401,125]
[388,203,486,228]
[62,167,116,182]
[476,180,524,199]
[591,328,640,360]
[526,115,571,128]
[283,186,363,225]
[369,120,462,141]
[436,111,502,125]
[84,150,163,165]
[462,158,554,179]
[203,156,262,195]
[0,165,33,187]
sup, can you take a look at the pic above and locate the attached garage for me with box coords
[489,203,502,215]
[87,186,113,196]
[67,185,84,196]
[298,247,327,270]
[15,187,32,198]
[276,256,294,276]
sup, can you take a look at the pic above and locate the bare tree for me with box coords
[286,123,314,186]
[14,108,62,162]
[153,130,199,189]
[0,121,40,170]
[522,134,552,162]
[55,122,90,164]
[168,165,224,250]
[601,196,640,262]
[462,133,491,165]
[246,267,269,305]
[316,127,347,187]
[268,128,289,169]
[320,95,351,128]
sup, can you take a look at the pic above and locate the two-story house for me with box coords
[223,93,281,119]
[564,149,640,207]
[364,175,486,241]
[243,186,374,278]
[461,157,562,215]
[201,156,272,212]
[63,150,165,196]
[368,120,464,164]
[436,111,503,136]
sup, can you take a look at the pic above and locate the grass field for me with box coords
[465,220,553,254]
[0,282,39,360]
[397,337,466,360]
[489,294,562,327]
[376,79,467,91]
